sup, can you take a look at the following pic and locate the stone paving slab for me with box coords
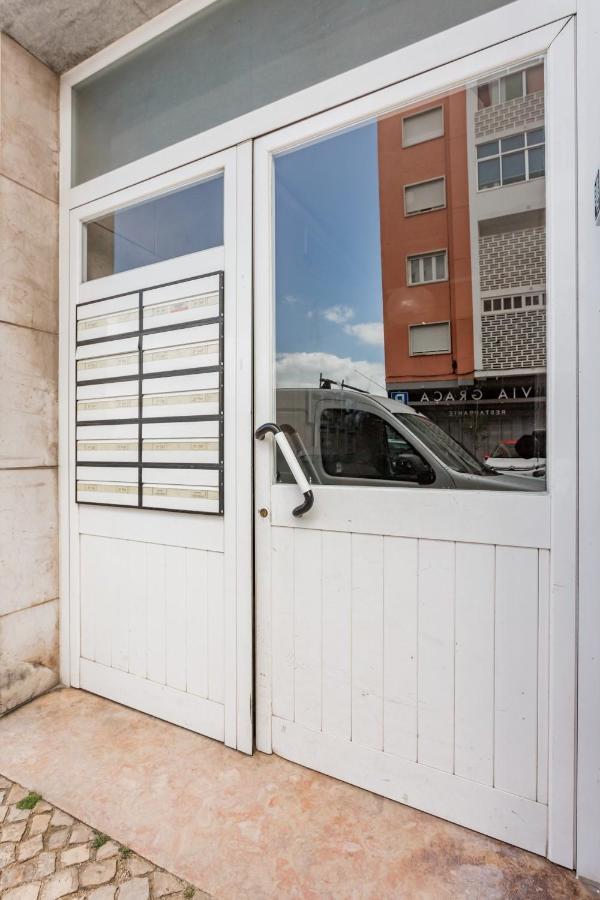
[0,777,211,900]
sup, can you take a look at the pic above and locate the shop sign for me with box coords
[389,383,545,405]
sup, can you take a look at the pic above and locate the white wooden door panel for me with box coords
[454,542,495,786]
[322,530,352,741]
[68,148,252,751]
[383,536,418,761]
[251,18,576,863]
[417,539,455,773]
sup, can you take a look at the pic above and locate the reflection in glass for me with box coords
[274,58,547,491]
[85,176,224,281]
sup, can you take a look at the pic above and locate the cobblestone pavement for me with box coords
[0,777,211,900]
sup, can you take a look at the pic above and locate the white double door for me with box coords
[67,19,577,864]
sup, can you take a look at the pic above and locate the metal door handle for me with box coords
[255,423,314,517]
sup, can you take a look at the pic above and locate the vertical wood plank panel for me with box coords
[352,533,384,750]
[322,531,352,741]
[271,526,295,721]
[417,539,455,772]
[495,546,538,800]
[80,535,100,663]
[454,542,495,785]
[383,536,418,760]
[186,549,208,698]
[146,544,166,685]
[537,549,550,804]
[165,546,187,691]
[110,541,130,672]
[207,551,225,704]
[91,537,112,668]
[127,541,147,678]
[294,529,322,731]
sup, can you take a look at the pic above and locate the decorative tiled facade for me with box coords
[479,225,546,293]
[474,90,544,139]
[481,307,546,369]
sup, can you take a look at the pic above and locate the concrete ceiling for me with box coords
[0,0,183,73]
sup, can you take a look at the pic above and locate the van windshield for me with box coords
[395,413,494,477]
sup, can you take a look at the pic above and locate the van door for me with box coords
[254,25,576,859]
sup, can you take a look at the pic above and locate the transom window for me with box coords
[407,251,447,285]
[477,63,544,109]
[477,128,545,190]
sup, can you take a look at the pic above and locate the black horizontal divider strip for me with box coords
[76,271,225,514]
[77,364,220,387]
[76,315,221,348]
[77,461,221,470]
[77,415,220,427]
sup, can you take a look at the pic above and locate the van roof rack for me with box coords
[319,374,369,394]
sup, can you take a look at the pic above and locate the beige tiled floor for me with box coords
[0,688,591,899]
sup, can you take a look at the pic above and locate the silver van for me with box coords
[275,387,545,492]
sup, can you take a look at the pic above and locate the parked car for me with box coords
[276,387,545,491]
[484,433,546,477]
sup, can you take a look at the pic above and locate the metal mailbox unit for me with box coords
[75,273,225,515]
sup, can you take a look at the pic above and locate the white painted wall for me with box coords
[576,0,600,885]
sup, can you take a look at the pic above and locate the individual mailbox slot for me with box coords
[77,294,139,342]
[143,275,220,308]
[77,392,139,422]
[77,481,139,507]
[142,467,219,487]
[142,339,219,374]
[143,323,219,351]
[77,437,138,463]
[77,465,138,483]
[76,423,138,440]
[76,343,139,383]
[142,438,219,465]
[77,335,138,360]
[77,379,139,401]
[142,482,220,514]
[142,388,220,419]
[143,291,220,331]
[142,371,219,395]
[143,420,218,439]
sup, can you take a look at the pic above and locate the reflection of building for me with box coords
[379,63,546,458]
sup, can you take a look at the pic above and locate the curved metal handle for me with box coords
[255,422,314,517]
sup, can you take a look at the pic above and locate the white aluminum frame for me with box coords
[253,18,577,868]
[58,0,579,871]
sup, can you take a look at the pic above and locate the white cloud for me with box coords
[343,321,384,346]
[322,304,355,324]
[276,351,386,394]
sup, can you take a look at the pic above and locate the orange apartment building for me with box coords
[378,68,547,459]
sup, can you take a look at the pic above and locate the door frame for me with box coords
[253,19,577,865]
[59,144,254,753]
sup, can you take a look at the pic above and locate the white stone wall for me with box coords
[481,307,546,370]
[0,34,59,714]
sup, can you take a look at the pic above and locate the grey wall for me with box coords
[72,0,514,184]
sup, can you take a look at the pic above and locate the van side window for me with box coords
[320,408,435,484]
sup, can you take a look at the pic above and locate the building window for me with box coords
[477,63,544,109]
[408,321,451,356]
[407,251,448,285]
[402,106,444,147]
[482,292,546,314]
[404,177,446,215]
[477,128,545,190]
